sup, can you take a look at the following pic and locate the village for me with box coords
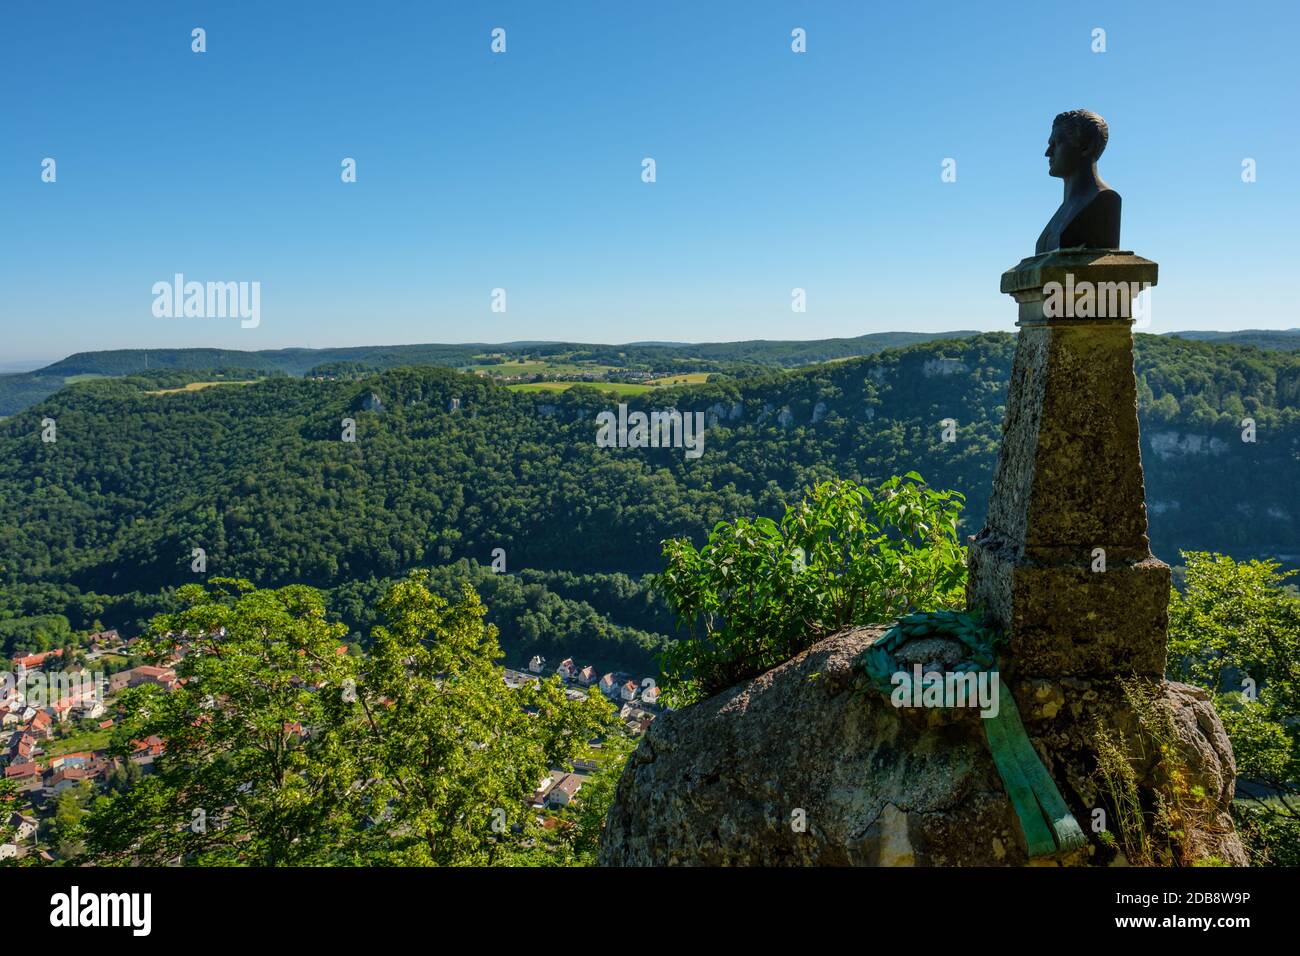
[0,629,659,863]
[0,629,170,862]
[504,654,662,813]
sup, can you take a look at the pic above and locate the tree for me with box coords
[45,780,95,860]
[350,572,617,865]
[81,573,618,867]
[1167,551,1300,864]
[82,579,363,865]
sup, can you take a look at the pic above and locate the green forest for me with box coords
[1,332,1298,675]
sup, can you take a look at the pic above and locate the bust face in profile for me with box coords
[1035,109,1121,254]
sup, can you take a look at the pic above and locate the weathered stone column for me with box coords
[967,250,1168,680]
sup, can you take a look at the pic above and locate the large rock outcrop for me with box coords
[598,626,1246,866]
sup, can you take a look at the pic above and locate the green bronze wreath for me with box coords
[855,610,1086,859]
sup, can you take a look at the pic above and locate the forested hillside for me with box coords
[0,331,979,417]
[1,333,1296,673]
[1166,329,1300,351]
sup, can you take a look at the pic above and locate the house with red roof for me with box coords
[109,665,178,693]
[43,766,93,795]
[129,735,166,767]
[11,648,63,670]
[28,711,54,738]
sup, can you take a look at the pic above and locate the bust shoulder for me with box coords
[1037,188,1122,253]
[1061,188,1121,250]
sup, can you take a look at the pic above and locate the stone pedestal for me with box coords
[967,250,1168,680]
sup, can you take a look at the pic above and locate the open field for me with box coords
[145,380,259,396]
[647,372,711,386]
[508,381,654,396]
[45,727,113,758]
[466,358,620,379]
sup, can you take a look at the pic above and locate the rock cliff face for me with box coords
[598,626,1246,866]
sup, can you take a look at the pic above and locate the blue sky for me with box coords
[2,0,1296,362]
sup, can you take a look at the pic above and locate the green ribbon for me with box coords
[981,679,1086,857]
[857,612,1085,859]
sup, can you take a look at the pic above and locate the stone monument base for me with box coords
[968,530,1169,680]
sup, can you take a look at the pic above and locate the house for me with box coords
[620,680,639,702]
[44,767,92,795]
[8,812,37,842]
[546,773,583,808]
[11,648,63,671]
[0,682,21,708]
[571,757,599,773]
[10,734,37,761]
[599,674,618,697]
[577,666,596,685]
[49,752,93,772]
[4,762,39,782]
[0,844,16,861]
[109,665,178,693]
[28,711,54,738]
[129,735,165,767]
[528,655,546,674]
[51,697,81,722]
[556,658,576,680]
[97,718,114,729]
[88,629,121,649]
[502,669,535,690]
[640,684,661,705]
[530,774,556,808]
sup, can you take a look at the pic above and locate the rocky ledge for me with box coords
[598,626,1245,866]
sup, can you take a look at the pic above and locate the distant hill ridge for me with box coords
[3,328,1297,419]
[0,331,981,416]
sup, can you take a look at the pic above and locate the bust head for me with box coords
[1045,109,1109,178]
[1035,109,1120,253]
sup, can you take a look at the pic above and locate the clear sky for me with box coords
[2,0,1296,362]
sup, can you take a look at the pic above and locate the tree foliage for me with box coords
[656,474,967,704]
[350,573,615,865]
[82,574,617,865]
[1167,551,1300,864]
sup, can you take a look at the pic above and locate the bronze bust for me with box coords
[1035,109,1121,254]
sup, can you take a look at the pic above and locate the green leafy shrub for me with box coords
[655,473,967,705]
